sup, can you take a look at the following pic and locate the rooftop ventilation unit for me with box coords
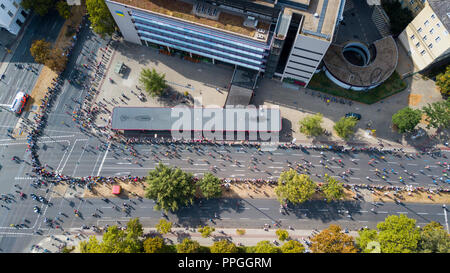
[314,13,319,18]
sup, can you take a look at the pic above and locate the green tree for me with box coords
[79,236,102,253]
[299,113,324,137]
[56,0,71,19]
[436,65,450,96]
[275,169,317,205]
[30,39,51,64]
[45,48,68,73]
[310,225,358,253]
[139,68,168,97]
[320,174,344,202]
[86,0,116,36]
[276,229,289,241]
[418,222,450,253]
[145,163,196,212]
[254,240,281,253]
[334,116,358,140]
[156,219,172,235]
[356,228,379,253]
[210,239,238,253]
[198,225,215,238]
[143,236,167,253]
[392,107,422,133]
[377,214,421,253]
[197,173,222,199]
[281,240,305,253]
[177,238,201,253]
[21,0,55,17]
[422,99,450,129]
[123,218,143,253]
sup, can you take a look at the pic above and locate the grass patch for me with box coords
[307,71,407,104]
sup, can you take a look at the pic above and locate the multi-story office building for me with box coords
[398,0,450,71]
[105,0,343,87]
[0,0,27,35]
[397,0,427,16]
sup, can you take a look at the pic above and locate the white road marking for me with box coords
[96,142,111,176]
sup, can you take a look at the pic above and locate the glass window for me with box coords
[0,4,5,9]
[436,23,440,28]
[409,0,414,4]
[429,28,434,34]
[423,35,427,41]
[428,43,433,49]
[420,50,425,55]
[431,14,435,19]
[418,27,422,33]
[424,20,429,27]
[415,42,420,48]
[7,11,13,17]
[435,36,441,42]
[410,34,415,40]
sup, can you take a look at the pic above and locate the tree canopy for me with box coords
[435,65,449,96]
[320,174,344,202]
[197,173,222,199]
[334,116,358,140]
[86,0,116,36]
[210,240,238,253]
[281,240,305,253]
[376,214,421,253]
[45,48,68,73]
[299,113,324,137]
[275,169,317,204]
[276,229,289,241]
[21,0,55,17]
[422,98,450,130]
[56,0,71,19]
[356,228,379,253]
[418,222,450,253]
[156,219,172,235]
[143,236,168,253]
[198,225,215,238]
[391,107,422,133]
[310,224,358,253]
[145,163,196,212]
[30,39,51,64]
[253,241,281,253]
[139,68,168,97]
[176,238,201,253]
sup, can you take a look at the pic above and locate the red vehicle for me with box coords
[10,92,30,115]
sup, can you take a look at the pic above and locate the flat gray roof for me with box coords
[111,107,281,131]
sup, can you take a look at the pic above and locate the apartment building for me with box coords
[0,0,27,35]
[105,0,343,87]
[398,0,450,71]
[398,0,427,16]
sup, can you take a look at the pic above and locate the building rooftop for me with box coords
[428,0,450,32]
[296,0,341,41]
[323,36,398,87]
[109,0,271,41]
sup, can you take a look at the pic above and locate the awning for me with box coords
[112,185,121,195]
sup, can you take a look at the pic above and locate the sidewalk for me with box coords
[30,227,360,253]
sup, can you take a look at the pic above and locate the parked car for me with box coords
[411,128,426,140]
[345,112,361,120]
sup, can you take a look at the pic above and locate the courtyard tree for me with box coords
[156,219,172,235]
[254,240,281,253]
[56,0,71,19]
[30,39,51,64]
[391,107,422,133]
[299,113,324,137]
[435,65,449,96]
[196,173,222,199]
[86,0,116,36]
[421,98,450,130]
[281,240,305,253]
[176,238,201,253]
[275,229,289,241]
[275,169,317,205]
[376,214,421,253]
[145,163,196,212]
[198,225,215,238]
[210,240,238,253]
[139,68,168,97]
[320,174,344,202]
[334,116,358,140]
[21,0,55,17]
[45,48,68,73]
[143,236,168,253]
[418,222,450,253]
[356,228,379,253]
[310,224,358,253]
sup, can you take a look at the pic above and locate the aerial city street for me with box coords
[0,0,448,255]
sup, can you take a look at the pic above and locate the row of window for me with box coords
[134,23,266,62]
[132,14,267,54]
[139,33,265,70]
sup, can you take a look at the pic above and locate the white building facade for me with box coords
[0,0,28,35]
